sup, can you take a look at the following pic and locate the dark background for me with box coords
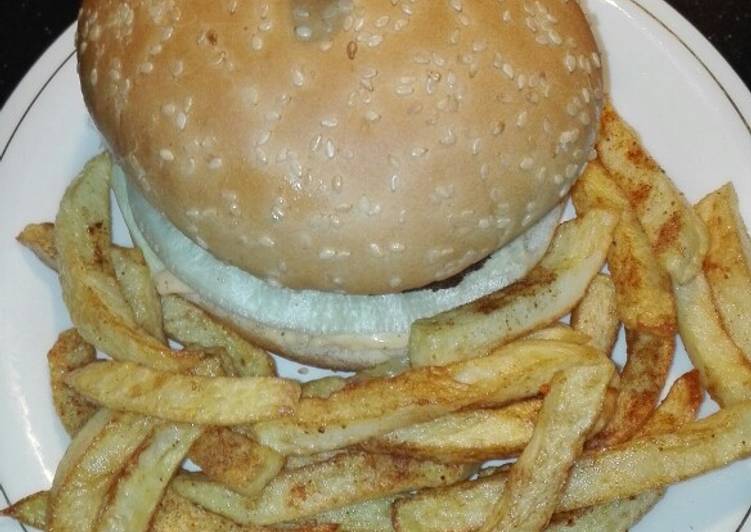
[0,0,749,108]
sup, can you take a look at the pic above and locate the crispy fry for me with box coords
[674,272,751,405]
[696,183,751,358]
[480,364,612,531]
[253,339,606,455]
[173,452,474,525]
[110,245,166,342]
[189,428,284,498]
[48,410,159,531]
[588,330,674,448]
[161,294,275,377]
[151,488,338,531]
[0,490,49,530]
[16,222,58,270]
[47,328,98,435]
[95,423,203,531]
[570,274,620,357]
[359,400,542,463]
[409,209,617,367]
[301,376,348,399]
[54,153,200,372]
[546,371,702,532]
[572,160,676,337]
[596,104,708,284]
[66,360,300,425]
[294,496,397,532]
[546,490,663,532]
[637,370,703,438]
[393,401,751,531]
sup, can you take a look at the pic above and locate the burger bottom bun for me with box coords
[113,167,563,370]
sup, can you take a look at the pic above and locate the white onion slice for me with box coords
[112,167,562,337]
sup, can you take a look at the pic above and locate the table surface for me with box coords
[0,0,749,110]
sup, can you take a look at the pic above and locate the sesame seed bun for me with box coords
[78,0,603,368]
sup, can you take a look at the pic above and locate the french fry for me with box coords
[393,398,750,531]
[110,245,167,343]
[359,400,542,463]
[173,451,474,525]
[47,328,98,435]
[151,488,338,531]
[294,496,397,532]
[302,376,348,399]
[161,294,275,377]
[636,370,703,438]
[674,272,751,405]
[572,160,677,447]
[0,490,48,530]
[253,339,606,455]
[66,360,300,425]
[54,153,201,372]
[571,162,676,337]
[545,490,663,532]
[95,422,203,531]
[570,274,620,357]
[696,183,751,358]
[596,104,708,285]
[587,330,675,448]
[47,410,159,531]
[189,428,284,498]
[480,364,613,531]
[545,371,702,532]
[16,222,58,270]
[409,209,617,367]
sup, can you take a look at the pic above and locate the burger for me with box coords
[76,0,603,370]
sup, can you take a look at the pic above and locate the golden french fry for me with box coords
[47,410,159,531]
[546,490,664,532]
[254,339,606,455]
[110,245,166,343]
[151,488,338,531]
[189,428,284,498]
[674,272,751,405]
[173,451,474,525]
[359,400,541,463]
[294,496,397,532]
[572,160,676,337]
[588,330,675,448]
[545,371,702,532]
[596,104,708,285]
[480,364,612,531]
[47,328,98,435]
[0,490,48,530]
[66,361,300,425]
[161,294,275,377]
[409,209,618,367]
[696,183,751,359]
[301,376,348,399]
[570,274,620,357]
[16,222,58,270]
[54,153,201,372]
[95,422,203,531]
[636,369,703,438]
[393,401,751,531]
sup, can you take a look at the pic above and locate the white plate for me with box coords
[1,1,750,530]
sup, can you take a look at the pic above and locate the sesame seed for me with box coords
[325,139,336,159]
[295,26,313,40]
[411,147,428,158]
[160,149,174,161]
[321,117,338,128]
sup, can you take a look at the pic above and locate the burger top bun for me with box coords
[77,0,603,295]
